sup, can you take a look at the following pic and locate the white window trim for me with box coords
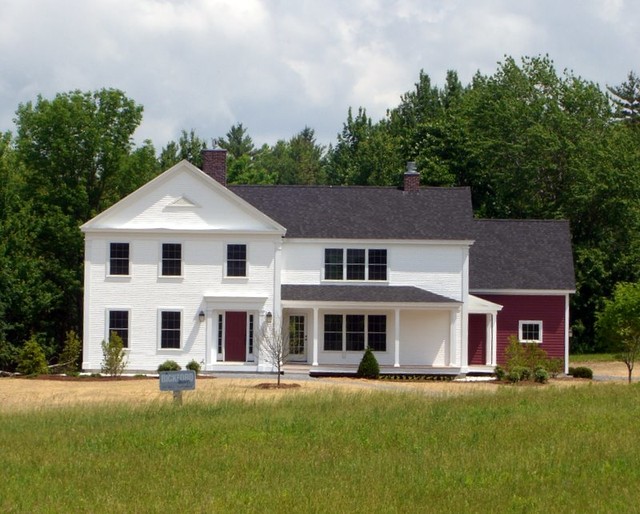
[158,309,183,351]
[105,308,131,348]
[107,241,132,278]
[519,320,543,344]
[224,243,249,279]
[158,242,183,278]
[322,248,388,282]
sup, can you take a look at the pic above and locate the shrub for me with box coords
[568,366,576,376]
[494,365,506,381]
[101,332,128,377]
[357,347,380,379]
[505,335,527,369]
[158,360,181,372]
[571,366,593,379]
[546,358,563,378]
[523,343,550,370]
[17,336,49,376]
[534,367,549,384]
[58,330,82,374]
[186,359,201,374]
[507,366,527,383]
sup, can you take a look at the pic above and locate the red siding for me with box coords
[476,294,567,366]
[468,314,487,365]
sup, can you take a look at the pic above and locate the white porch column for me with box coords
[485,314,492,366]
[492,313,498,367]
[449,309,458,366]
[312,307,319,366]
[564,294,570,375]
[394,308,400,367]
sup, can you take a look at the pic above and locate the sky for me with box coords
[0,0,637,150]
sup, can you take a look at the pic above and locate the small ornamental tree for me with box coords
[357,347,380,379]
[101,331,128,377]
[259,317,289,386]
[58,330,82,374]
[597,282,640,383]
[17,336,49,376]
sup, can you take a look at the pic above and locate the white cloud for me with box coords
[0,0,639,148]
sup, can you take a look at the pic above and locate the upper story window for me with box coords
[324,248,387,281]
[161,243,182,276]
[109,243,130,276]
[227,244,247,277]
[519,320,542,343]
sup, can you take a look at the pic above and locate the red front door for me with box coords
[468,314,487,365]
[225,311,247,362]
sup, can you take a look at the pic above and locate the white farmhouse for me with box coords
[81,150,574,374]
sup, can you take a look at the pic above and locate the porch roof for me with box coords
[281,284,459,304]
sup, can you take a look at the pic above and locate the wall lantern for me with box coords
[266,311,273,324]
[198,310,205,323]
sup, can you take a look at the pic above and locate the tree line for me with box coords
[1,55,639,368]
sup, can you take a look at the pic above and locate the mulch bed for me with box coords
[10,374,216,382]
[254,383,302,390]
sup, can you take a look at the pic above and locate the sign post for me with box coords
[159,370,196,405]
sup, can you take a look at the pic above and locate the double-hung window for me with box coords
[161,311,181,349]
[324,249,387,281]
[519,320,542,343]
[323,314,387,352]
[109,243,130,276]
[108,310,129,348]
[161,243,182,276]
[227,244,247,277]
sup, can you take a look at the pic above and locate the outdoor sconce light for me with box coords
[266,311,273,324]
[198,311,205,323]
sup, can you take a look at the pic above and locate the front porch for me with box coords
[288,363,496,378]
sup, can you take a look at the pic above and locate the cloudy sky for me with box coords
[0,0,637,150]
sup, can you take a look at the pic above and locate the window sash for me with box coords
[108,310,129,348]
[161,311,181,349]
[161,243,182,276]
[324,248,387,281]
[324,248,344,280]
[227,244,247,277]
[519,321,542,343]
[323,314,387,352]
[109,243,130,276]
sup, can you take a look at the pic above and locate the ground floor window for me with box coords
[217,314,223,354]
[160,311,181,349]
[519,320,542,343]
[323,314,387,352]
[108,310,129,347]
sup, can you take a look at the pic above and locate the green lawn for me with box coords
[571,353,616,363]
[2,385,639,513]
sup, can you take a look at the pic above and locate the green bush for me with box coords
[568,366,576,375]
[58,330,82,374]
[17,336,49,376]
[186,360,201,374]
[546,358,564,378]
[534,367,549,384]
[571,366,593,379]
[101,332,128,377]
[507,366,527,383]
[357,347,380,379]
[158,360,181,372]
[494,365,506,381]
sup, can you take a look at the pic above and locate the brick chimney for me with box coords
[201,149,227,186]
[403,161,420,192]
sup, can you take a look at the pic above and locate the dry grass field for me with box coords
[0,361,627,412]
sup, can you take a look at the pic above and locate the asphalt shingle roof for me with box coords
[469,220,576,291]
[281,284,459,303]
[229,183,574,292]
[230,185,475,240]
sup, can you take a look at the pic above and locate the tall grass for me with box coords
[2,385,640,512]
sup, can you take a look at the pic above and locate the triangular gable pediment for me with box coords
[165,195,200,209]
[81,160,286,235]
